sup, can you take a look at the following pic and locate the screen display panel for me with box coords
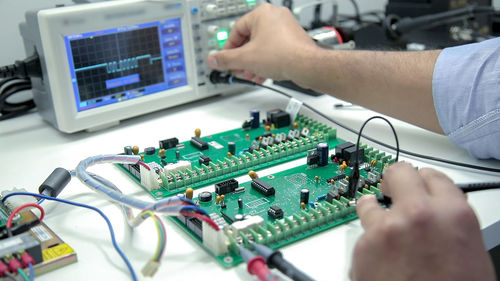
[64,18,187,112]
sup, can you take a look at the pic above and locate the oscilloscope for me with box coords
[19,0,259,133]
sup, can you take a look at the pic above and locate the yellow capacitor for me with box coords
[140,154,145,161]
[220,195,225,204]
[158,149,166,158]
[196,202,200,207]
[195,128,201,137]
[265,125,271,131]
[371,160,377,166]
[248,170,258,179]
[315,176,319,182]
[346,176,349,180]
[300,202,305,209]
[364,184,369,189]
[293,122,299,128]
[330,179,335,185]
[245,134,250,140]
[258,136,263,141]
[227,152,233,158]
[132,146,139,155]
[216,195,221,205]
[185,188,194,200]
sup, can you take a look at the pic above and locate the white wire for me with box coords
[74,154,186,214]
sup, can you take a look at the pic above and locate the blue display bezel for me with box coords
[64,18,187,112]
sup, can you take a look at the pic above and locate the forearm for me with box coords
[288,48,443,134]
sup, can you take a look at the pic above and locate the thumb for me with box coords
[207,47,249,71]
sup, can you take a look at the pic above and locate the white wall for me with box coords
[1,0,499,66]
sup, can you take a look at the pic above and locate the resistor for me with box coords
[195,128,201,137]
[132,146,139,155]
[185,187,194,200]
[248,170,258,179]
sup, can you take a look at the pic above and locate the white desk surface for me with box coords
[1,84,499,281]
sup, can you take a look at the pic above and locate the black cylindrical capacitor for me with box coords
[238,198,243,209]
[300,188,309,204]
[228,142,236,155]
[250,109,260,129]
[124,146,133,155]
[317,142,329,166]
[176,150,180,160]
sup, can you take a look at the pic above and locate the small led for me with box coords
[217,31,228,41]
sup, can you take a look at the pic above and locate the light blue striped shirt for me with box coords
[433,37,500,159]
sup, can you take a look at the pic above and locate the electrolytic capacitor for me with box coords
[250,109,260,129]
[176,150,181,160]
[317,142,329,166]
[124,146,133,155]
[238,198,243,209]
[300,188,309,205]
[228,142,236,155]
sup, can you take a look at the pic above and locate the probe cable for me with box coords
[209,71,500,173]
[1,192,138,281]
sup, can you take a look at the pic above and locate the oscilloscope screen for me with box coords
[65,18,187,111]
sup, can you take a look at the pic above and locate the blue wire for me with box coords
[28,263,34,281]
[37,198,45,204]
[2,192,137,281]
[180,205,208,215]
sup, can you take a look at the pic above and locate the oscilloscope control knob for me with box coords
[205,4,217,14]
[207,25,220,35]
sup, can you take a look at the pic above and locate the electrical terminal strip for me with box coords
[141,260,161,277]
[1,188,38,212]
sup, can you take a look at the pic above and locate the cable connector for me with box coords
[209,70,255,86]
[20,253,35,268]
[0,53,42,79]
[251,242,315,281]
[141,260,160,277]
[348,162,360,199]
[238,245,278,281]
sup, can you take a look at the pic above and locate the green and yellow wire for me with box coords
[140,210,166,262]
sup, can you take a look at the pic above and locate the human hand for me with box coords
[206,3,318,84]
[351,163,495,281]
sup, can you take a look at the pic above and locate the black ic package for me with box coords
[191,137,208,150]
[268,205,284,219]
[159,138,179,150]
[199,155,211,166]
[251,178,275,196]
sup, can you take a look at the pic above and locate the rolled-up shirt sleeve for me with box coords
[432,37,500,159]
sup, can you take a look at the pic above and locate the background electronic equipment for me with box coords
[19,0,259,133]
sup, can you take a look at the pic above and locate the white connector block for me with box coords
[141,260,160,277]
[1,188,38,212]
[202,221,228,256]
[163,160,191,175]
[229,215,264,237]
[140,163,162,191]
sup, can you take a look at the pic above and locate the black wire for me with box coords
[0,78,34,121]
[355,116,399,166]
[282,0,292,10]
[249,83,500,174]
[349,0,361,23]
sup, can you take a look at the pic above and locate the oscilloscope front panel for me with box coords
[20,0,258,133]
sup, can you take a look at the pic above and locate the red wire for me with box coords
[6,203,45,228]
[180,212,220,231]
[137,161,151,171]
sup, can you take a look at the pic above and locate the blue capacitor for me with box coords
[317,142,329,166]
[250,109,260,129]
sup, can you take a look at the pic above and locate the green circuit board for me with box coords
[172,145,394,267]
[119,114,340,198]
